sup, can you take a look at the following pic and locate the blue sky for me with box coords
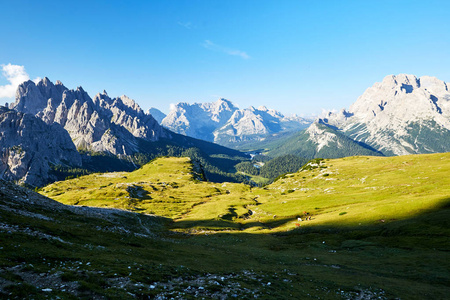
[1,0,449,116]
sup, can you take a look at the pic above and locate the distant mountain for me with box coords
[266,120,382,158]
[161,98,238,142]
[268,74,450,158]
[161,99,312,146]
[0,107,81,186]
[323,74,450,155]
[147,107,166,124]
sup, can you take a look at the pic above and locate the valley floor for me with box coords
[1,153,449,299]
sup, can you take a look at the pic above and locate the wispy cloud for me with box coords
[0,64,33,99]
[319,108,338,119]
[202,40,250,59]
[178,21,193,29]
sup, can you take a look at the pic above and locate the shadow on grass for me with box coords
[171,215,298,231]
[169,197,450,250]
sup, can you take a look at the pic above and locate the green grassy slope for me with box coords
[41,153,450,232]
[2,153,448,299]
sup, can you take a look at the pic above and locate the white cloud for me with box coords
[178,21,193,29]
[202,40,250,59]
[0,64,31,99]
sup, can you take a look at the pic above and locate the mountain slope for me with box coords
[268,74,450,158]
[0,107,81,186]
[267,121,382,159]
[41,152,450,232]
[323,74,450,155]
[147,107,166,123]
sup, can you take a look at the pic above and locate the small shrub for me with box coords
[339,212,347,216]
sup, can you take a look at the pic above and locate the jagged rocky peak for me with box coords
[114,95,142,113]
[12,78,65,115]
[305,122,338,152]
[346,74,450,122]
[12,77,167,156]
[311,74,450,156]
[214,98,236,110]
[93,90,114,108]
[380,74,420,91]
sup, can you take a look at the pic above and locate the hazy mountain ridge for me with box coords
[161,99,312,145]
[147,107,166,123]
[161,98,238,142]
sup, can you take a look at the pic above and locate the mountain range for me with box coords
[160,99,312,147]
[1,73,449,187]
[11,78,167,156]
[157,74,450,159]
[2,78,247,187]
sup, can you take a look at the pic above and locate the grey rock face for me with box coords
[308,74,450,156]
[0,107,81,187]
[161,99,311,144]
[11,79,167,156]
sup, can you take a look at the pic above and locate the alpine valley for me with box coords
[2,78,249,187]
[2,74,450,187]
[1,73,450,299]
[157,74,450,160]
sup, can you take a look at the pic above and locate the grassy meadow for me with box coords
[13,152,448,298]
